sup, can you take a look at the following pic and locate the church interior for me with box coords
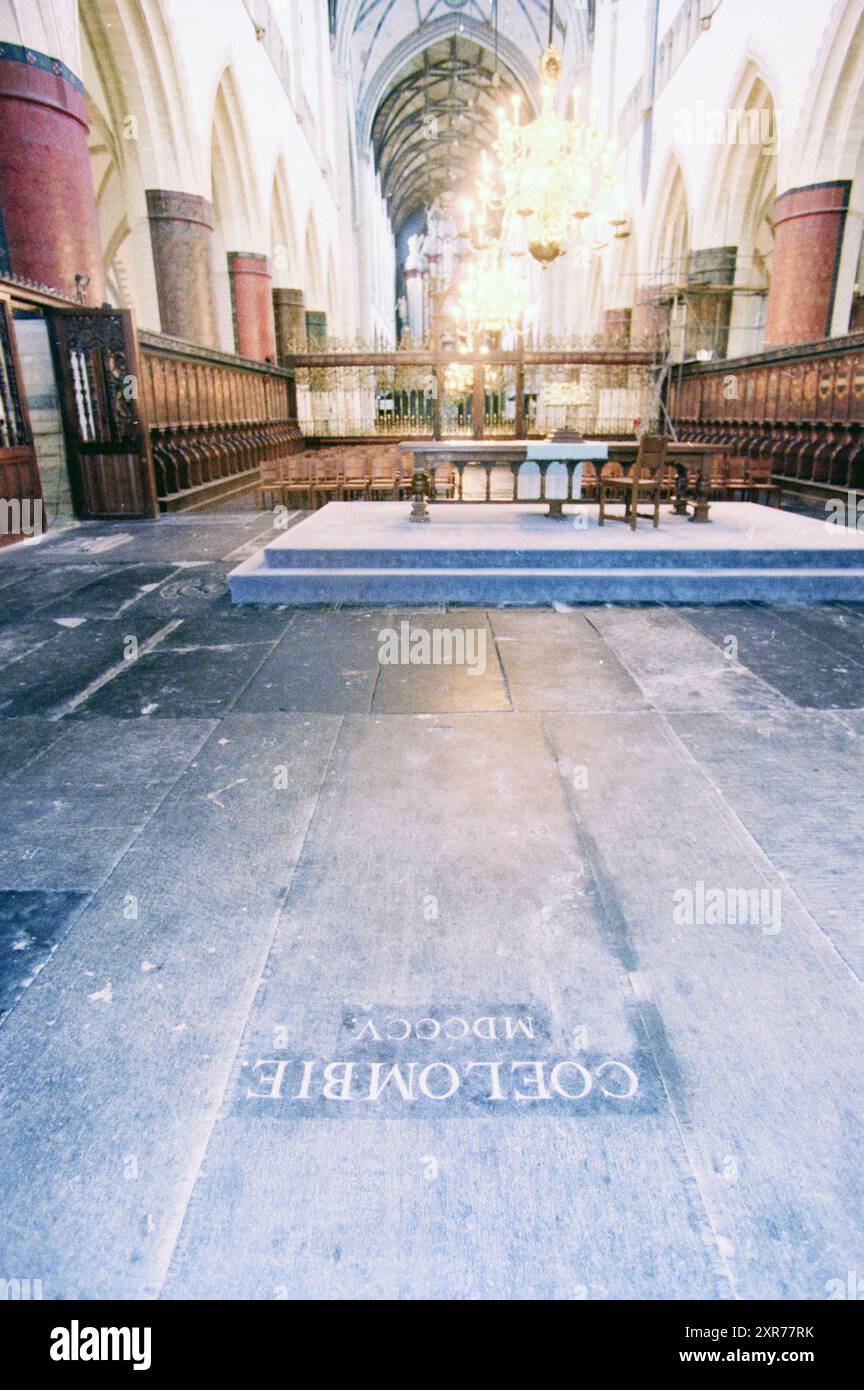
[1,0,863,1312]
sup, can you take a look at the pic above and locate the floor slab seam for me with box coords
[582,607,800,714]
[626,969,741,1301]
[0,720,71,785]
[155,712,346,1297]
[488,607,517,711]
[45,620,186,721]
[539,714,740,1300]
[222,511,303,562]
[694,614,864,691]
[658,722,864,982]
[824,707,864,734]
[104,564,201,622]
[0,717,219,1033]
[600,632,864,984]
[24,564,167,617]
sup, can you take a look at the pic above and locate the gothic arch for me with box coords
[84,94,133,307]
[699,62,778,253]
[270,157,301,289]
[79,0,194,192]
[210,65,261,252]
[326,246,339,331]
[356,16,541,153]
[209,66,263,350]
[340,0,590,87]
[586,256,605,336]
[793,0,864,184]
[304,211,326,310]
[79,0,195,326]
[648,155,691,285]
[609,226,638,313]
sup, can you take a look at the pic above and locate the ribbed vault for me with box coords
[371,34,528,232]
[340,1,593,237]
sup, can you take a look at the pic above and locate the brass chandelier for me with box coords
[451,234,531,340]
[449,0,630,342]
[487,0,629,265]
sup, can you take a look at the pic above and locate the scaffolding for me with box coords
[633,251,771,365]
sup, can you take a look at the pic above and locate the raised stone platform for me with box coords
[228,501,864,605]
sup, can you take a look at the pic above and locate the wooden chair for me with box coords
[746,455,781,506]
[312,452,343,508]
[341,447,371,499]
[598,434,669,529]
[397,455,414,499]
[257,458,282,509]
[708,452,730,498]
[427,462,457,500]
[368,447,401,500]
[716,452,746,498]
[283,453,313,509]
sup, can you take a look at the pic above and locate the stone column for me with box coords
[272,287,306,360]
[146,190,219,347]
[405,261,425,340]
[228,252,277,362]
[764,181,851,347]
[630,288,668,351]
[604,308,632,347]
[602,309,632,390]
[304,310,327,347]
[685,246,737,359]
[0,44,105,301]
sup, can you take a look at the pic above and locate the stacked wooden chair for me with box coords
[256,444,412,510]
[257,458,284,510]
[312,451,345,508]
[283,454,313,508]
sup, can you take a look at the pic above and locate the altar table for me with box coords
[397,439,727,523]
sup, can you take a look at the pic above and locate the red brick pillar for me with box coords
[146,190,219,347]
[228,252,277,362]
[763,181,851,347]
[0,45,105,301]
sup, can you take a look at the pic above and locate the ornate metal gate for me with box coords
[46,307,158,519]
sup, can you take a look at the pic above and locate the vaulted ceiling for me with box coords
[371,34,526,232]
[335,1,594,236]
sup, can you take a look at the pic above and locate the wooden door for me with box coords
[0,292,44,547]
[46,306,159,519]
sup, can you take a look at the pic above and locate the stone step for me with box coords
[262,544,864,572]
[229,558,864,605]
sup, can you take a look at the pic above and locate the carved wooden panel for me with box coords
[47,307,158,519]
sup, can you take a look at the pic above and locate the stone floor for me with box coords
[0,503,862,1299]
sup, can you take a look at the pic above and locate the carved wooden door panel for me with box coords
[46,307,158,519]
[0,292,43,547]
